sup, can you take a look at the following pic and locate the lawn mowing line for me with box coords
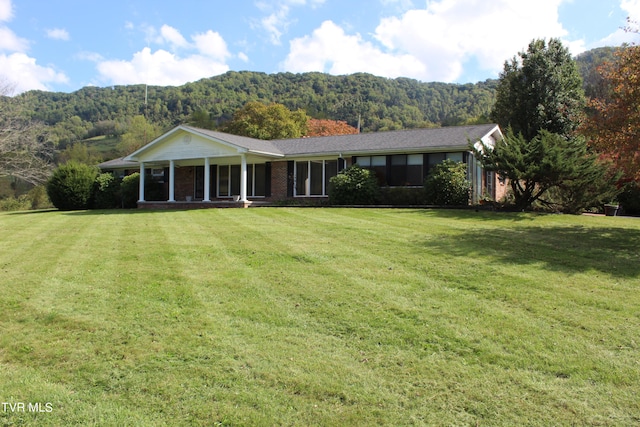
[165,211,438,412]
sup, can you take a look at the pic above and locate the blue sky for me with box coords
[1,0,639,94]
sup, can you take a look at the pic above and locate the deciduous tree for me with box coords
[0,78,54,185]
[222,102,309,140]
[306,118,358,136]
[116,115,161,155]
[581,45,640,181]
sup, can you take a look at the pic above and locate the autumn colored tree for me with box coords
[306,118,359,137]
[582,45,640,181]
[222,102,308,140]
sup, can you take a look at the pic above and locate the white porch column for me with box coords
[203,157,211,202]
[138,162,146,202]
[240,154,248,202]
[168,160,176,202]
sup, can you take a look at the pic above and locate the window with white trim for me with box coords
[218,164,267,198]
[294,160,339,196]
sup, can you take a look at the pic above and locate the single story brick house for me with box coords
[99,123,505,207]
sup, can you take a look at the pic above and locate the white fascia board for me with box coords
[474,125,502,153]
[248,150,285,158]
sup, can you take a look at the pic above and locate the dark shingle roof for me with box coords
[270,123,500,156]
[124,123,501,163]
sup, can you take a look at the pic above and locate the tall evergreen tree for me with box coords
[491,38,586,141]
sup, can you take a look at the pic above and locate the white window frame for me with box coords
[294,159,337,197]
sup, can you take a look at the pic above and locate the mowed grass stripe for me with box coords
[0,208,639,426]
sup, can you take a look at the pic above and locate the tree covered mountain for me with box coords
[1,47,614,152]
[13,72,497,146]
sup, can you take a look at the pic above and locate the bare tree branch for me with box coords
[0,78,54,185]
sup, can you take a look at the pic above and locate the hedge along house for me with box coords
[108,123,505,208]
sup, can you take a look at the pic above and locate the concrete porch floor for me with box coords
[137,200,271,209]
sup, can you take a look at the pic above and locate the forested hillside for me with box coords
[0,47,613,154]
[12,72,497,146]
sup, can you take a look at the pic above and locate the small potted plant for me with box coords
[604,202,620,216]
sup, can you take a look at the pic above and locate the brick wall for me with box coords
[268,161,289,200]
[175,166,194,201]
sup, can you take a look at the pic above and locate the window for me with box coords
[446,152,464,163]
[355,156,387,185]
[218,165,230,197]
[249,164,266,197]
[389,155,407,186]
[358,154,423,186]
[485,170,495,199]
[388,154,424,186]
[406,154,423,185]
[427,153,446,172]
[218,164,267,198]
[295,160,339,196]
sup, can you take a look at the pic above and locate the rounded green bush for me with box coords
[120,172,140,209]
[424,159,470,206]
[328,165,379,205]
[93,172,121,209]
[46,162,99,211]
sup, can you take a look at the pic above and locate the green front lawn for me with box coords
[0,208,638,426]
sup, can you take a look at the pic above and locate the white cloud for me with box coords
[0,52,68,93]
[0,0,12,22]
[255,0,327,45]
[95,26,232,87]
[0,0,69,94]
[46,28,70,41]
[160,24,189,49]
[192,30,230,60]
[283,0,583,82]
[374,0,574,81]
[261,6,290,45]
[96,47,229,87]
[589,0,640,47]
[621,0,640,18]
[75,51,104,62]
[0,25,28,51]
[282,20,425,78]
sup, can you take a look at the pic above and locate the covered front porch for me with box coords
[125,126,284,208]
[137,155,264,207]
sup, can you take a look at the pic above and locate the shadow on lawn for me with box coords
[10,208,176,216]
[414,216,640,278]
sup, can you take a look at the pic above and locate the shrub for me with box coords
[46,162,99,211]
[618,181,640,215]
[0,195,31,211]
[27,185,51,210]
[93,173,121,209]
[120,173,140,208]
[328,165,379,205]
[424,159,470,205]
